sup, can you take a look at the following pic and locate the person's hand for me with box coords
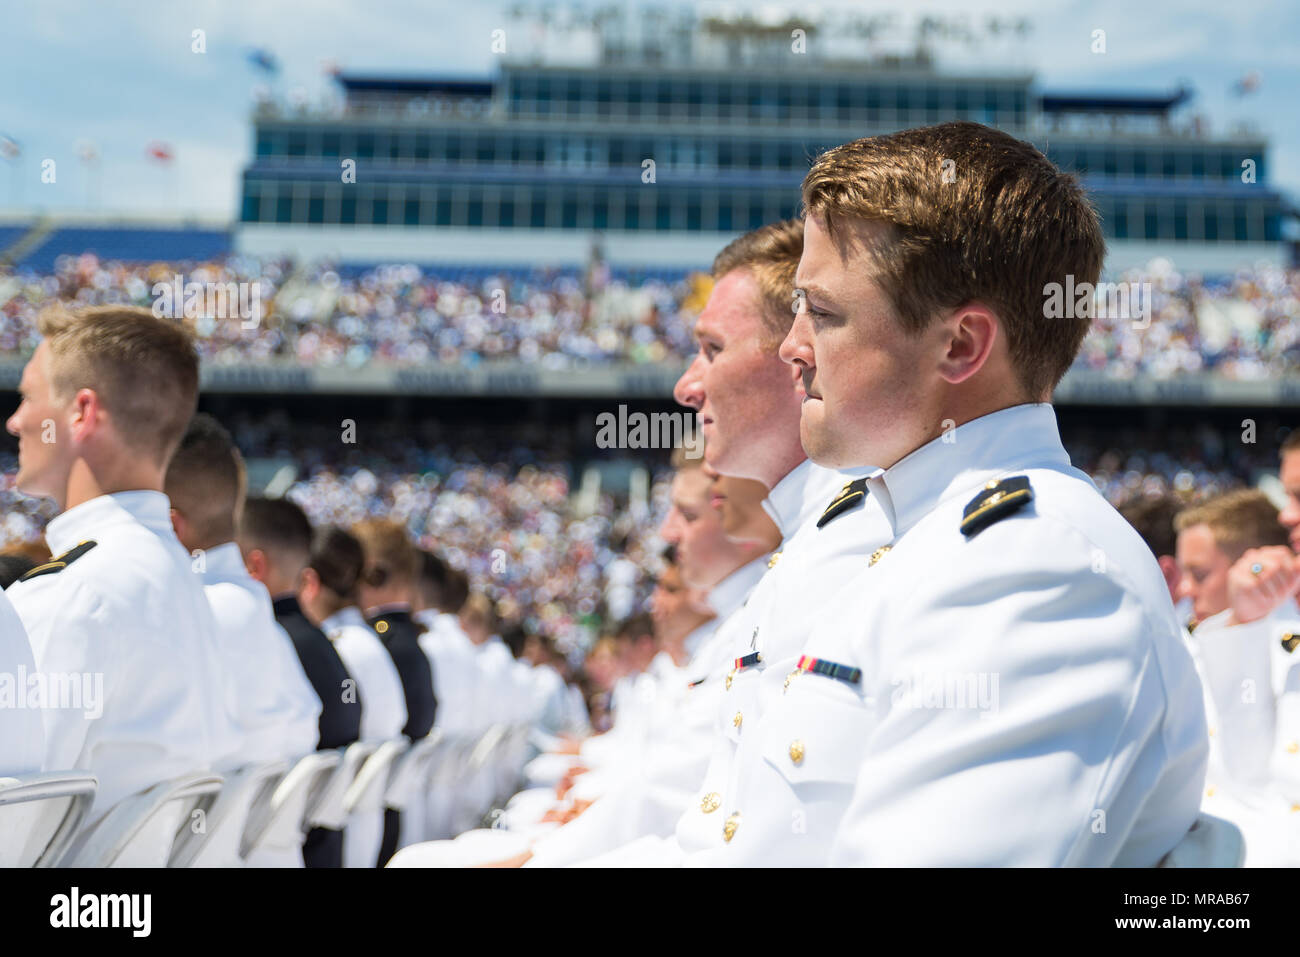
[552,734,583,756]
[1227,546,1300,625]
[554,764,589,800]
[475,850,534,868]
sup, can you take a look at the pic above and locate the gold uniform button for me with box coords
[1292,804,1300,813]
[869,546,891,567]
[725,670,735,691]
[783,670,798,693]
[788,740,805,764]
[985,479,1000,490]
[375,619,389,634]
[723,813,741,843]
[700,792,721,814]
[1208,727,1216,737]
[732,711,743,730]
[1206,787,1216,797]
[1287,741,1299,754]
[767,552,782,569]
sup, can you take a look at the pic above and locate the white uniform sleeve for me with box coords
[0,590,44,775]
[831,528,1205,867]
[1186,610,1277,790]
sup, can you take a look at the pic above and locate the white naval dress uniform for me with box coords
[1188,598,1300,865]
[7,491,243,862]
[201,542,321,766]
[0,590,45,776]
[523,555,769,868]
[685,403,1208,867]
[322,605,408,743]
[574,459,892,867]
[320,604,407,868]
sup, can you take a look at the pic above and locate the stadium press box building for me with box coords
[234,8,1291,274]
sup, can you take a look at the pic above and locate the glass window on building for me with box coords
[1143,204,1159,240]
[593,194,608,229]
[718,201,733,232]
[288,131,308,157]
[340,191,356,225]
[655,196,671,230]
[562,196,578,228]
[256,130,278,157]
[1202,203,1219,241]
[1103,148,1118,176]
[275,189,293,224]
[924,86,940,123]
[1161,151,1176,178]
[1112,200,1129,239]
[625,197,640,230]
[308,189,325,225]
[241,182,261,222]
[1133,149,1148,177]
[404,193,420,227]
[372,194,390,227]
[1234,207,1249,242]
[1191,152,1205,178]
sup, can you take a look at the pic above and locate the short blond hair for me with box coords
[351,518,419,587]
[38,304,199,465]
[1174,489,1289,561]
[711,219,804,347]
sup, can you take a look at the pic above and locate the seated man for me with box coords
[5,305,241,861]
[299,524,408,867]
[1176,474,1300,864]
[240,497,361,867]
[166,413,321,770]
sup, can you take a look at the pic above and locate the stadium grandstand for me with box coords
[0,2,1295,691]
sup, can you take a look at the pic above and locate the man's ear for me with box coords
[243,546,267,583]
[68,387,102,443]
[169,506,187,543]
[935,303,999,386]
[299,565,320,601]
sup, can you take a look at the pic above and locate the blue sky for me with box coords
[1,0,1296,218]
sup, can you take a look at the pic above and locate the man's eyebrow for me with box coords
[795,283,842,309]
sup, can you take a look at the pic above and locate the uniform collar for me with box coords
[322,605,366,632]
[45,490,174,556]
[199,541,249,583]
[707,554,770,619]
[864,403,1070,538]
[762,459,858,541]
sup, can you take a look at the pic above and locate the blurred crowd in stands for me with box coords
[2,253,1296,374]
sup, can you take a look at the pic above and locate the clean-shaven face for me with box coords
[1279,450,1300,553]
[673,269,802,481]
[1174,524,1233,623]
[7,341,79,501]
[782,214,942,470]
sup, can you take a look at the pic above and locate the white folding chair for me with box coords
[385,731,446,849]
[422,734,476,841]
[168,760,288,868]
[1157,813,1246,867]
[341,739,409,868]
[241,750,340,867]
[61,772,223,868]
[307,741,377,833]
[0,771,98,868]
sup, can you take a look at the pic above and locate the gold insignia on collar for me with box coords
[869,545,892,567]
[767,551,782,568]
[17,540,98,582]
[960,476,1033,538]
[817,478,869,529]
[1282,634,1300,654]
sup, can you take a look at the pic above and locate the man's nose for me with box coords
[673,355,705,409]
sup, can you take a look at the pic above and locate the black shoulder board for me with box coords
[1283,634,1299,655]
[817,478,869,529]
[19,540,98,582]
[960,477,1033,538]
